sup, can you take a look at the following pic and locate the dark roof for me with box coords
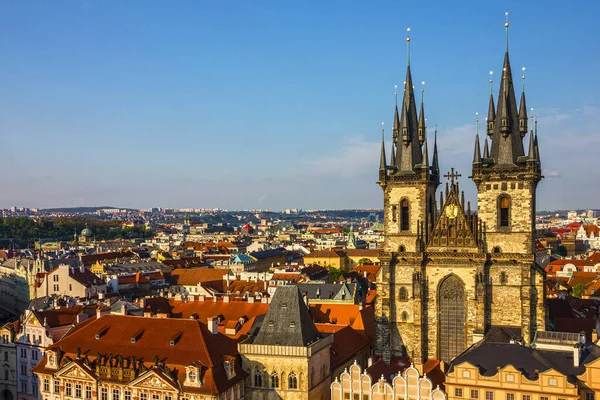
[249,248,286,260]
[253,285,320,346]
[297,283,356,301]
[450,330,600,382]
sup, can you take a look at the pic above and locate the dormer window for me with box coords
[46,351,58,369]
[184,365,201,388]
[188,371,196,381]
[224,360,236,380]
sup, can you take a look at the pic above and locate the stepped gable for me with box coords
[253,285,320,347]
[427,171,479,251]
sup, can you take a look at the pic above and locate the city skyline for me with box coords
[2,1,599,210]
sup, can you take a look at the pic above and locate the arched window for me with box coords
[401,311,408,321]
[399,245,406,252]
[399,286,408,301]
[500,272,508,285]
[493,246,501,254]
[400,199,410,231]
[499,196,510,227]
[288,372,298,389]
[270,372,279,388]
[254,370,262,387]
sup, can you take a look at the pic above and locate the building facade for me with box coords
[375,25,545,365]
[0,321,19,400]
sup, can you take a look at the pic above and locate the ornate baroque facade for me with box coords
[375,24,545,365]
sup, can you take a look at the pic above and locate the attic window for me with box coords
[130,328,144,343]
[268,321,274,327]
[290,322,295,328]
[281,303,287,309]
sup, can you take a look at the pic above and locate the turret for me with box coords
[418,84,426,145]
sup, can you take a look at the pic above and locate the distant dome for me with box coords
[81,227,93,237]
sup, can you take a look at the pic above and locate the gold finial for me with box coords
[407,28,411,66]
[489,70,493,95]
[476,112,479,134]
[505,12,509,51]
[381,122,385,141]
[521,67,526,91]
[421,81,425,93]
[394,84,398,106]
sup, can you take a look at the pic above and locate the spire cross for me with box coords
[443,168,462,185]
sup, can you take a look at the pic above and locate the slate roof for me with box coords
[297,283,357,301]
[249,248,286,260]
[253,285,320,346]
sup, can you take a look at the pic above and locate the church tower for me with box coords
[375,19,545,367]
[471,14,545,345]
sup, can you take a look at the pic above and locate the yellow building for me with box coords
[446,329,600,400]
[345,249,380,269]
[304,249,347,270]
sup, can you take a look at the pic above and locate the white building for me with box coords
[0,321,19,400]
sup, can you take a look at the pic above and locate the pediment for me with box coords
[129,370,177,390]
[56,362,95,380]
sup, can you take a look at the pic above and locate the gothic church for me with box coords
[375,21,545,365]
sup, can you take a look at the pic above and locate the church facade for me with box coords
[375,24,545,365]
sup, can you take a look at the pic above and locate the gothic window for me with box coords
[392,205,397,223]
[500,272,508,285]
[498,196,510,228]
[288,372,298,389]
[401,311,408,321]
[493,246,501,254]
[254,370,262,387]
[270,372,279,388]
[438,275,466,363]
[399,286,408,301]
[400,199,410,231]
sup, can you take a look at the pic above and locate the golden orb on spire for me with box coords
[505,11,509,27]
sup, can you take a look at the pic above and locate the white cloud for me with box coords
[301,136,379,178]
[542,169,560,178]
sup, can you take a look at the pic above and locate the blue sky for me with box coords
[1,1,599,211]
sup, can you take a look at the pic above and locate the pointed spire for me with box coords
[473,113,482,164]
[518,67,528,136]
[432,125,440,177]
[534,118,541,164]
[422,130,429,170]
[390,143,396,168]
[500,75,510,136]
[527,122,536,160]
[380,123,387,170]
[483,136,490,159]
[487,71,495,136]
[393,85,400,143]
[418,82,426,145]
[400,102,410,143]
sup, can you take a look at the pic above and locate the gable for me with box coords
[56,363,95,381]
[25,312,43,327]
[129,370,178,391]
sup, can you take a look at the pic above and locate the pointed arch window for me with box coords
[400,199,410,231]
[288,372,298,389]
[399,286,408,301]
[499,196,510,228]
[500,271,508,285]
[254,370,262,387]
[270,372,279,388]
[401,311,408,321]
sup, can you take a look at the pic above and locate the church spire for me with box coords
[487,71,495,136]
[432,125,440,178]
[418,82,426,145]
[473,113,482,164]
[534,117,541,164]
[518,67,528,137]
[380,123,387,171]
[422,129,429,171]
[483,136,490,159]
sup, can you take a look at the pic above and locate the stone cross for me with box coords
[443,168,462,184]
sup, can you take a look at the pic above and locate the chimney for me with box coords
[198,294,205,302]
[579,331,587,345]
[263,280,267,291]
[574,343,583,367]
[367,357,373,367]
[207,317,219,335]
[247,296,255,304]
[140,298,146,308]
[261,296,268,304]
[121,304,127,315]
[80,265,85,273]
[223,295,230,303]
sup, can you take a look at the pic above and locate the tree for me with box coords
[357,257,374,265]
[329,267,343,283]
[572,284,586,298]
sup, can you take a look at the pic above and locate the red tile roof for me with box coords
[169,268,226,286]
[349,265,381,282]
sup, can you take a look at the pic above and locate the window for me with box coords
[54,380,60,394]
[101,388,108,400]
[401,311,408,321]
[344,394,350,400]
[505,374,514,382]
[4,370,8,380]
[66,383,72,397]
[506,394,515,400]
[75,385,81,398]
[86,386,92,399]
[500,272,508,285]
[188,370,196,381]
[485,391,494,400]
[20,348,26,358]
[499,196,510,227]
[471,390,479,399]
[254,370,262,387]
[4,351,7,360]
[21,382,26,393]
[455,388,463,398]
[54,284,59,291]
[399,286,408,301]
[32,383,38,396]
[140,393,147,400]
[270,372,279,388]
[585,394,595,400]
[43,380,50,393]
[69,284,72,291]
[392,205,397,223]
[32,350,38,361]
[123,391,130,400]
[164,396,171,400]
[20,364,26,375]
[462,370,471,378]
[548,378,558,386]
[288,372,298,389]
[540,397,548,400]
[522,396,530,400]
[400,199,410,231]
[152,395,159,400]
